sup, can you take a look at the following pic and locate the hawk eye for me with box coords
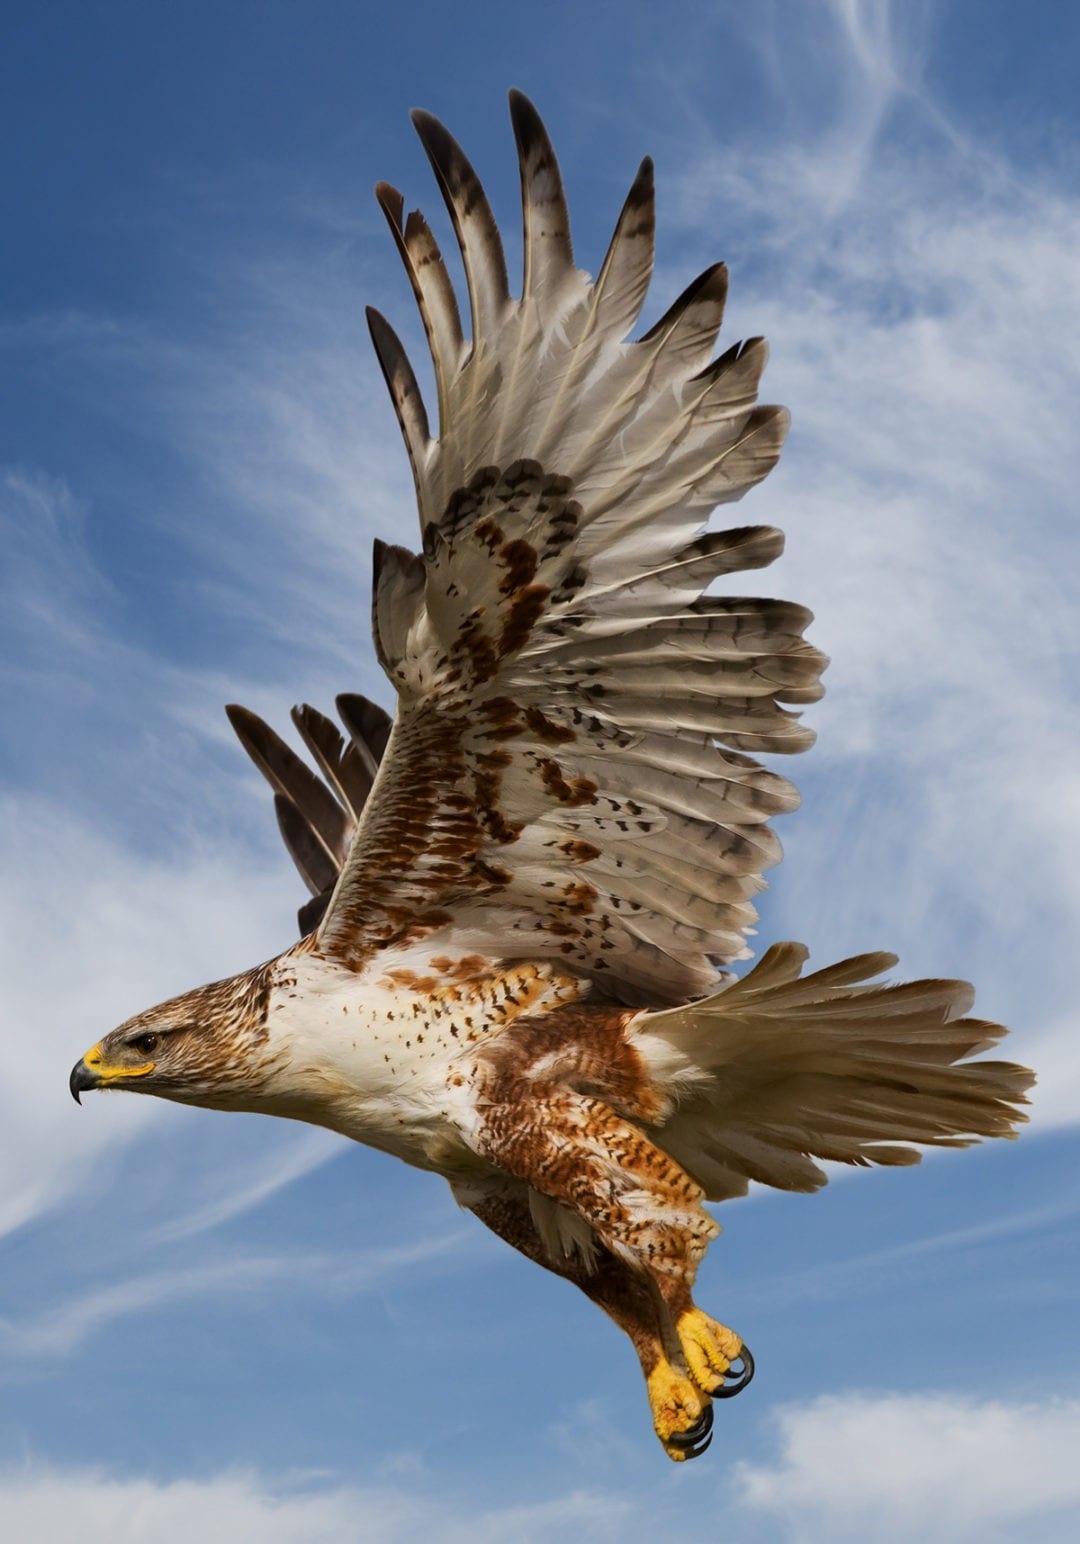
[131,1033,160,1056]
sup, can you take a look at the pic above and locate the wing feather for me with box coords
[227,700,390,935]
[365,309,431,508]
[243,97,829,999]
[274,793,338,898]
[335,693,393,772]
[290,704,375,817]
[374,182,465,434]
[225,704,349,867]
[410,109,511,349]
[510,88,574,307]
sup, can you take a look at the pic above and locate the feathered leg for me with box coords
[455,1180,715,1460]
[469,1083,753,1452]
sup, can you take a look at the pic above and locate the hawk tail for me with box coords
[635,943,1034,1201]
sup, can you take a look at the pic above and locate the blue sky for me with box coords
[3,1,1080,1539]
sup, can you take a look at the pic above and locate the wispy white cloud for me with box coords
[0,1462,631,1544]
[746,1188,1080,1306]
[1022,1015,1080,1133]
[12,1388,1078,1544]
[0,233,409,1239]
[0,1233,467,1360]
[658,0,1079,1124]
[0,785,302,1236]
[736,1390,1080,1542]
[673,0,936,228]
[150,1127,343,1244]
[2,241,412,680]
[0,467,104,658]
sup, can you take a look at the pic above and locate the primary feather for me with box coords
[296,99,807,1002]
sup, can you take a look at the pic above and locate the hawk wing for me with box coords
[233,94,826,1005]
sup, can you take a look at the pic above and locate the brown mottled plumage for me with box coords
[71,92,1032,1462]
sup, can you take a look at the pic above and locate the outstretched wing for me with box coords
[252,94,826,1004]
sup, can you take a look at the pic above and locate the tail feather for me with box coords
[637,944,1033,1202]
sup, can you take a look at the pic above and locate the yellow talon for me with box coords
[677,1307,743,1394]
[646,1358,711,1461]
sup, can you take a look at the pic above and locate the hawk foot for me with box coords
[646,1360,713,1461]
[676,1308,755,1399]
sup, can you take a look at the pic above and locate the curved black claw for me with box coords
[683,1428,713,1459]
[666,1401,714,1455]
[713,1343,755,1399]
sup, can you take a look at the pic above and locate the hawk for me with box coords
[70,93,1032,1461]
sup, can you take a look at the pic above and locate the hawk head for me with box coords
[69,964,274,1109]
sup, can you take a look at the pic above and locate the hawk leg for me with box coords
[469,1079,754,1449]
[457,1182,714,1460]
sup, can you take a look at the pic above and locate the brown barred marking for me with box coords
[478,1088,717,1286]
[376,961,574,1024]
[497,538,539,592]
[562,838,600,862]
[560,880,598,914]
[499,582,550,656]
[427,953,492,980]
[379,969,440,993]
[452,614,499,684]
[477,696,527,741]
[471,1003,720,1329]
[475,858,513,886]
[523,705,575,744]
[480,809,524,846]
[461,997,746,1447]
[315,705,481,967]
[538,757,598,806]
[473,514,505,553]
[476,1003,658,1117]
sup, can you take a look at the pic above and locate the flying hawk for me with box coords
[70,93,1032,1461]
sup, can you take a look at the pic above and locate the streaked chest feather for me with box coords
[258,950,586,1167]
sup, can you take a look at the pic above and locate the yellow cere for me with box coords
[81,1042,156,1082]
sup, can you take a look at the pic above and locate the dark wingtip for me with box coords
[365,305,412,365]
[630,156,654,202]
[374,181,404,227]
[336,693,393,762]
[365,305,400,365]
[638,260,729,344]
[409,108,474,203]
[371,536,389,589]
[298,891,333,936]
[508,89,557,180]
[410,107,450,157]
[225,702,262,743]
[508,87,544,140]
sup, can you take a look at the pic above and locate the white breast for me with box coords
[257,950,482,1170]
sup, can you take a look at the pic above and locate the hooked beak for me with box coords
[69,1042,155,1104]
[69,1058,96,1104]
